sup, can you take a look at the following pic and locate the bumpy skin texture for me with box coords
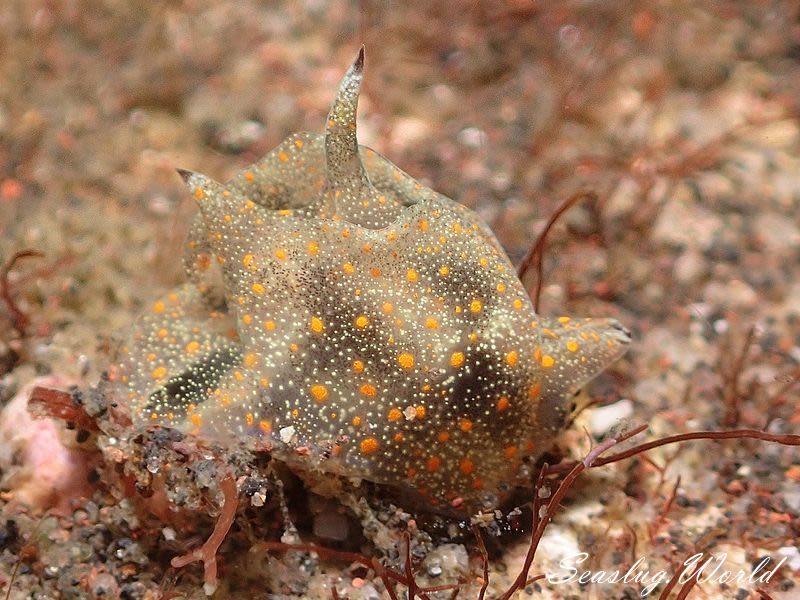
[113,50,630,511]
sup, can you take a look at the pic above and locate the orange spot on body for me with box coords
[450,352,465,367]
[360,437,379,455]
[310,384,328,402]
[310,317,324,333]
[398,352,415,369]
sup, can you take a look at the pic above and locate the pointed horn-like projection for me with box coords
[320,47,400,229]
[177,168,233,235]
[325,46,369,186]
[176,168,224,203]
[533,317,631,432]
[176,167,195,183]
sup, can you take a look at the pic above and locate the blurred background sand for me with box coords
[1,1,799,598]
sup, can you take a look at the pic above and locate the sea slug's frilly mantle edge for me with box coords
[111,48,631,511]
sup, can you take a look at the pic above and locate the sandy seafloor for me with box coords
[1,1,799,598]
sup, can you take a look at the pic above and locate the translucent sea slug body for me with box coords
[113,50,630,510]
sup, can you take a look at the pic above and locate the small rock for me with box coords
[652,184,722,251]
[457,126,487,148]
[589,399,634,435]
[703,279,758,311]
[389,117,429,154]
[754,212,800,253]
[421,544,468,579]
[777,546,800,571]
[674,248,706,284]
[279,425,296,443]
